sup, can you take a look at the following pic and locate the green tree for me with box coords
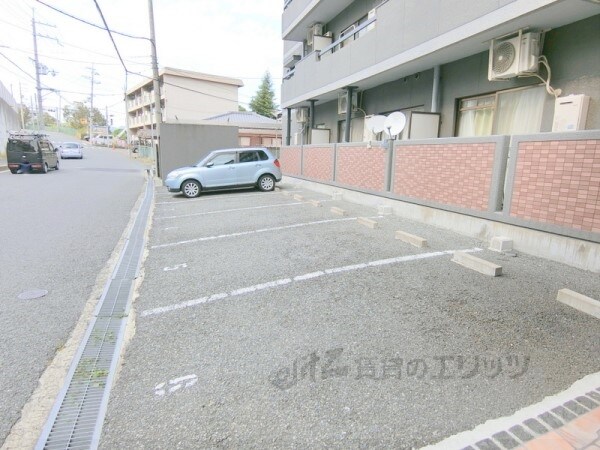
[18,104,31,127]
[238,104,247,112]
[63,102,106,129]
[249,71,277,118]
[44,112,57,127]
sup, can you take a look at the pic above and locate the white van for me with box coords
[91,135,114,146]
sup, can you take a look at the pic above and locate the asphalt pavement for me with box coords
[100,184,600,449]
[0,139,146,446]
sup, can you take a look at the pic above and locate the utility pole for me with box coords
[32,12,43,131]
[85,65,99,139]
[31,9,57,132]
[19,83,25,128]
[148,0,162,176]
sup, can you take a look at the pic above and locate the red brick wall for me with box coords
[280,146,302,176]
[336,145,386,191]
[303,146,334,182]
[510,140,600,232]
[392,143,495,211]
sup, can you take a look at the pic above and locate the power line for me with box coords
[35,0,149,41]
[92,0,128,74]
[1,46,151,67]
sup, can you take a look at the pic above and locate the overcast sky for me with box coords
[0,0,283,127]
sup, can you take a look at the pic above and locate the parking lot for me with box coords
[100,182,600,449]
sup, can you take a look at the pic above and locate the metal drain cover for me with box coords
[18,289,48,300]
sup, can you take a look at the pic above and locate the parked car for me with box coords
[165,147,282,198]
[6,131,59,174]
[59,142,84,159]
[91,135,113,146]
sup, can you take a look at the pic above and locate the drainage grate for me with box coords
[36,177,154,450]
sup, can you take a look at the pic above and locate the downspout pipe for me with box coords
[344,86,356,143]
[431,65,441,113]
[286,107,291,146]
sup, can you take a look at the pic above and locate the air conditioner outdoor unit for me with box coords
[488,31,541,81]
[338,91,358,115]
[307,23,323,45]
[295,108,309,123]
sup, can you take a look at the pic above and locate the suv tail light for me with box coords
[274,159,281,168]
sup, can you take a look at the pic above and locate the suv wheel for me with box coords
[54,160,60,170]
[181,180,201,198]
[41,163,48,174]
[257,174,275,192]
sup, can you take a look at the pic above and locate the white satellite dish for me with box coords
[366,115,387,134]
[383,111,407,137]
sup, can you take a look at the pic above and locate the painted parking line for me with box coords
[155,201,321,220]
[150,216,380,249]
[155,191,279,205]
[140,247,483,318]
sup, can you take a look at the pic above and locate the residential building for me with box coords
[126,67,243,143]
[281,0,599,144]
[204,111,282,149]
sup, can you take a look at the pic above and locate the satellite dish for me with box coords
[384,111,406,137]
[366,115,387,134]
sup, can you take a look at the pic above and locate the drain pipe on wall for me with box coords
[286,108,291,146]
[431,65,441,113]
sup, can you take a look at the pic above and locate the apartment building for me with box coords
[126,67,243,143]
[281,0,600,144]
[0,80,19,157]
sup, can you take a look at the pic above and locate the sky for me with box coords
[0,0,283,128]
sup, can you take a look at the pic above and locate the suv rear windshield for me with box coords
[8,139,37,153]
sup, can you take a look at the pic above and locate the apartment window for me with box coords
[239,136,251,146]
[457,85,546,137]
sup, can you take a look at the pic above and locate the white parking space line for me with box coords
[155,191,278,205]
[156,201,318,220]
[150,216,379,249]
[140,247,483,318]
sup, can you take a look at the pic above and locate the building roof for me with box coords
[126,67,243,94]
[162,67,243,87]
[205,111,278,124]
[204,111,281,130]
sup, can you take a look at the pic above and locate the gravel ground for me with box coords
[100,183,600,449]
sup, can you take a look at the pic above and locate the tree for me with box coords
[63,102,106,129]
[43,112,57,127]
[18,104,31,127]
[249,71,277,118]
[238,105,247,112]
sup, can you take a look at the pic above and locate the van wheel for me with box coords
[181,180,201,198]
[41,163,48,174]
[257,174,275,191]
[54,160,60,170]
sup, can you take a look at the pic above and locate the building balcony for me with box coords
[281,0,599,108]
[282,0,354,42]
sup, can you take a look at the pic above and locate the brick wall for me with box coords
[280,146,302,176]
[336,145,386,191]
[510,139,600,232]
[392,143,495,211]
[302,146,334,182]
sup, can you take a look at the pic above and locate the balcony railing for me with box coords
[318,16,376,58]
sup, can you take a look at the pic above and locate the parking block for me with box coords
[395,230,428,248]
[309,200,322,207]
[357,217,378,229]
[452,251,502,276]
[489,236,513,252]
[557,289,600,319]
[293,194,304,201]
[330,207,347,216]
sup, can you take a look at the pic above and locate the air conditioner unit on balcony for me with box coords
[488,31,541,80]
[307,23,324,46]
[295,108,309,123]
[338,91,358,115]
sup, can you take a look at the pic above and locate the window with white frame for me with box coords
[457,85,547,137]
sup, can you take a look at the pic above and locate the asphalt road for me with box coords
[100,184,599,449]
[0,137,146,445]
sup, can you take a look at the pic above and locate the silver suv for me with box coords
[164,147,282,198]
